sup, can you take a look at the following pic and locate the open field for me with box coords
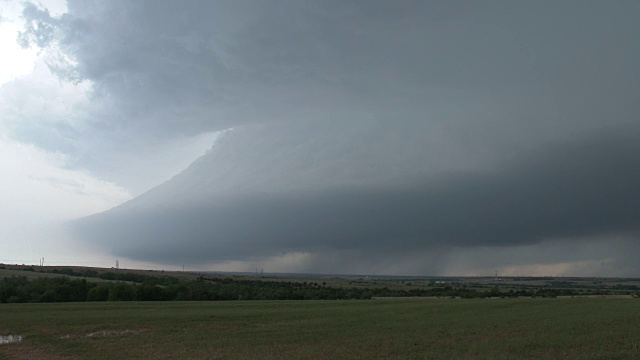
[0,265,201,282]
[0,269,122,283]
[1,298,639,359]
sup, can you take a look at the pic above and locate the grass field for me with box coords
[0,269,120,283]
[0,298,638,359]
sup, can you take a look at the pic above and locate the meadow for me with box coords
[0,298,638,359]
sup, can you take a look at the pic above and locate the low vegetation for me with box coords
[2,272,635,304]
[0,266,638,358]
[0,299,639,359]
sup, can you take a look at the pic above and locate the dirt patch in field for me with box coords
[473,328,529,342]
[435,336,455,345]
[0,345,76,360]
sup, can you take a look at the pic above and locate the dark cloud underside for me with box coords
[73,129,640,266]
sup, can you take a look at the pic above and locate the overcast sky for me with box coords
[2,0,639,276]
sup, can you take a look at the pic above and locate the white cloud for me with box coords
[0,133,132,266]
[0,4,38,85]
[0,1,219,268]
[0,134,130,221]
[0,1,135,266]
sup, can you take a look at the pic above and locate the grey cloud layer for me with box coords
[21,0,636,273]
[21,1,640,138]
[72,128,640,267]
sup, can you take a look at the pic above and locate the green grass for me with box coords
[0,298,638,359]
[0,269,79,280]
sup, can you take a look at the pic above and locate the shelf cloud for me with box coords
[13,0,639,274]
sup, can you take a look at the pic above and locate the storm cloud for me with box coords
[73,126,640,272]
[15,1,639,274]
[20,1,639,145]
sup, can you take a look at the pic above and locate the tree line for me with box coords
[0,274,630,303]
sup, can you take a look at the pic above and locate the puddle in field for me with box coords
[87,329,141,337]
[0,335,23,345]
[60,329,144,340]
